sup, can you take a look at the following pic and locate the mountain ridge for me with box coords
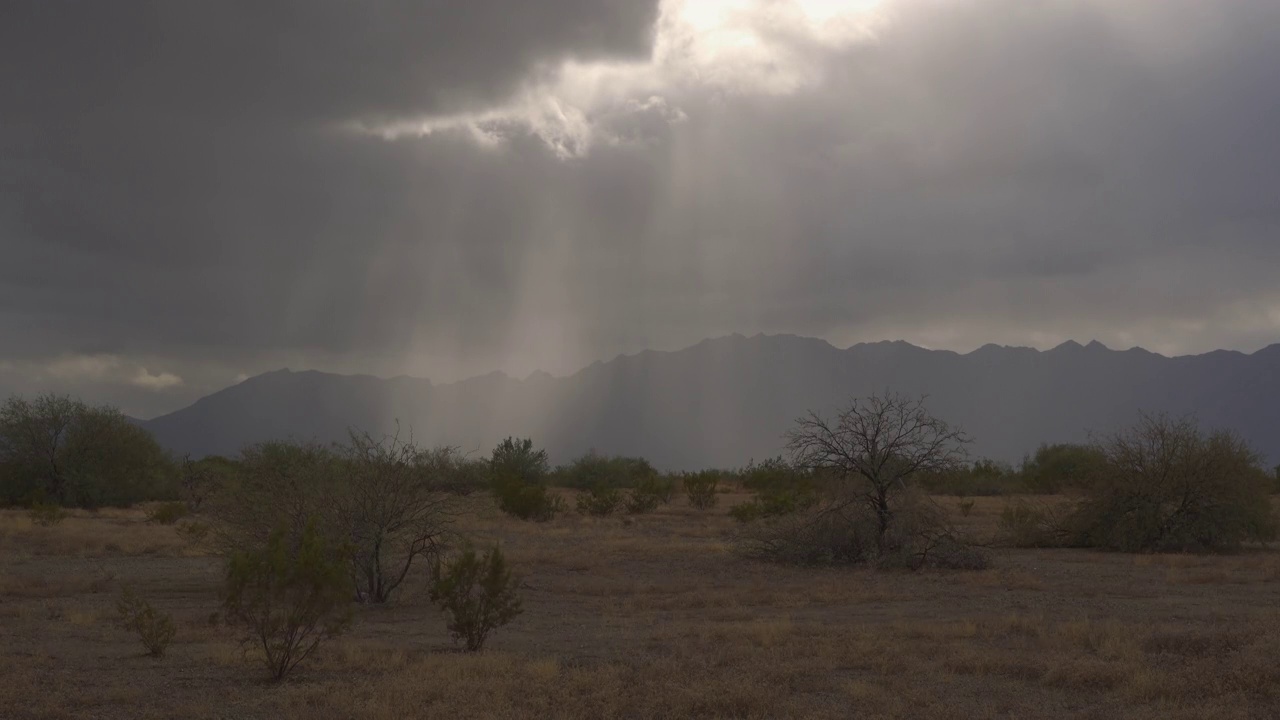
[140,334,1280,468]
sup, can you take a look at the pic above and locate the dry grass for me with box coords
[2,495,1279,719]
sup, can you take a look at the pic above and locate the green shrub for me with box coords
[146,501,191,525]
[116,587,175,657]
[730,487,817,523]
[1069,415,1277,553]
[576,485,623,516]
[624,474,672,514]
[919,459,1025,496]
[730,458,820,522]
[683,471,719,509]
[1,394,176,508]
[489,438,563,521]
[552,452,659,490]
[27,501,67,527]
[429,544,523,652]
[495,481,565,521]
[1020,443,1107,494]
[221,520,352,681]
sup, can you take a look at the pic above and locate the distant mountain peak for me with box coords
[140,333,1280,466]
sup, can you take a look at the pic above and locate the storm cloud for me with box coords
[3,0,1279,417]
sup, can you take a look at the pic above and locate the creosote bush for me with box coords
[221,520,352,682]
[576,484,623,516]
[682,471,719,509]
[116,587,175,657]
[553,451,661,490]
[429,544,523,652]
[730,458,820,523]
[623,474,673,514]
[489,437,564,521]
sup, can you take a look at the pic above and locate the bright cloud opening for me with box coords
[358,0,887,158]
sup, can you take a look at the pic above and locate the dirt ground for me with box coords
[2,494,1279,719]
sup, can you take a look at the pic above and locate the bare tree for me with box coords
[337,428,461,603]
[786,393,970,552]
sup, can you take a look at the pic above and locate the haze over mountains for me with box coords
[139,334,1280,469]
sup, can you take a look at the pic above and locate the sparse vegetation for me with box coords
[221,520,353,682]
[115,586,175,657]
[145,501,191,525]
[682,470,720,509]
[5,407,1280,717]
[429,544,523,652]
[26,500,67,527]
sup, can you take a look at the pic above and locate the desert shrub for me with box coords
[623,489,659,515]
[553,451,659,490]
[576,484,623,516]
[730,457,820,522]
[730,487,818,522]
[496,482,565,521]
[683,471,720,509]
[737,506,877,566]
[642,474,677,503]
[920,458,1026,496]
[429,544,523,652]
[116,587,175,657]
[336,431,461,604]
[998,499,1075,548]
[489,438,563,521]
[206,440,341,556]
[27,501,67,527]
[178,454,239,511]
[624,474,673,514]
[221,520,352,682]
[737,490,985,570]
[1020,443,1107,494]
[438,457,490,496]
[1069,414,1277,553]
[146,501,191,525]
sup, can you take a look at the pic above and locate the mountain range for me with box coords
[138,334,1280,469]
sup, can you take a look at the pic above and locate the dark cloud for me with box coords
[2,0,1279,416]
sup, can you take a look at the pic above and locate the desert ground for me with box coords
[2,492,1279,719]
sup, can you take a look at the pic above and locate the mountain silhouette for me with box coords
[139,334,1280,469]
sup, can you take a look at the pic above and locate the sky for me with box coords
[3,0,1279,418]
